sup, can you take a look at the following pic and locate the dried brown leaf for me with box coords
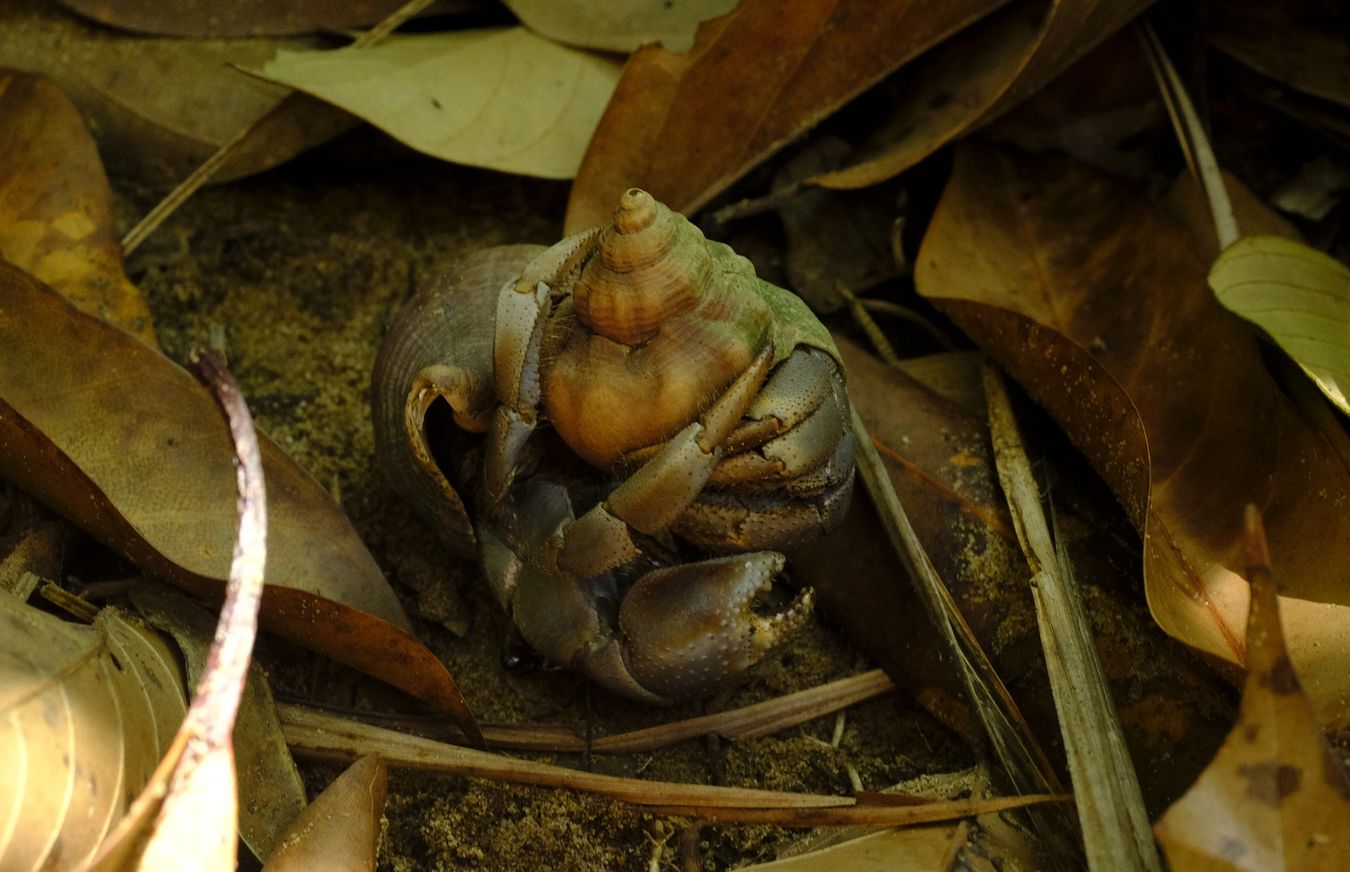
[773,138,902,314]
[739,826,960,870]
[0,265,477,725]
[915,144,1350,724]
[0,2,353,186]
[808,0,1153,191]
[1155,508,1350,870]
[751,768,1050,870]
[1210,1,1350,110]
[564,0,1007,232]
[55,0,430,38]
[261,755,388,872]
[0,71,154,342]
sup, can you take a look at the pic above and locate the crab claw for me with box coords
[616,552,813,701]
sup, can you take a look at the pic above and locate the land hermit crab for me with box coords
[372,189,855,703]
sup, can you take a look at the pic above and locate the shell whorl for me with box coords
[572,188,712,345]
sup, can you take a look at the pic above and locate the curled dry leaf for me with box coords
[565,0,1154,232]
[0,1,354,185]
[261,755,388,872]
[807,0,1155,191]
[0,594,187,871]
[1208,235,1350,415]
[1155,508,1350,870]
[55,0,430,38]
[131,583,306,863]
[503,0,738,52]
[564,0,1010,231]
[0,264,478,724]
[1209,0,1350,110]
[0,70,154,343]
[252,28,622,180]
[915,144,1350,725]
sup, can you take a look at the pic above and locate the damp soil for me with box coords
[112,132,974,871]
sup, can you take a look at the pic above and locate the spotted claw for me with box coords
[617,552,813,701]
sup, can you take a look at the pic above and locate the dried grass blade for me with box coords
[847,404,1080,868]
[282,669,894,754]
[641,793,1066,827]
[1137,20,1238,250]
[593,669,895,751]
[281,704,1064,827]
[984,366,1161,872]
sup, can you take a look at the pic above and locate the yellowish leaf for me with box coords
[0,594,186,870]
[1209,235,1350,414]
[252,28,622,179]
[1155,508,1350,870]
[261,756,387,872]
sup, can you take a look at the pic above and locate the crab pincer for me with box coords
[372,189,855,702]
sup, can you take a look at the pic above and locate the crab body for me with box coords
[372,190,855,703]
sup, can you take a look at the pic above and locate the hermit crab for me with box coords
[372,189,855,703]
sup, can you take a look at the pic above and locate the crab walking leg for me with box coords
[485,228,603,505]
[553,346,775,579]
[483,278,549,505]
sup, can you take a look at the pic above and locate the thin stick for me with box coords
[185,347,268,746]
[984,366,1161,872]
[89,348,268,868]
[283,705,1067,827]
[120,0,438,255]
[279,668,895,755]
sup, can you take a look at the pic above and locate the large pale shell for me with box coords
[371,245,544,557]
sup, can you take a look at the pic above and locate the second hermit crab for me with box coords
[373,189,855,703]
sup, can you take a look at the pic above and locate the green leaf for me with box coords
[1210,235,1350,414]
[252,27,622,179]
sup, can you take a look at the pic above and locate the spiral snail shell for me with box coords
[370,189,854,703]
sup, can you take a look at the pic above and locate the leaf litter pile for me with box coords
[1,0,1349,869]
